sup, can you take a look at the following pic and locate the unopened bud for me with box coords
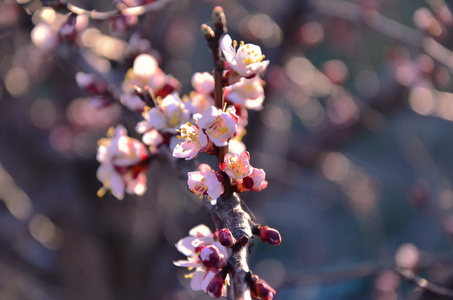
[260,226,281,246]
[201,24,215,40]
[200,245,226,269]
[212,6,226,29]
[251,275,276,300]
[218,228,236,247]
[207,271,227,298]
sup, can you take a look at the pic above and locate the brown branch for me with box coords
[202,7,252,299]
[206,193,253,300]
[203,7,232,196]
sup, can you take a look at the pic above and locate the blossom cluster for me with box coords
[171,34,269,205]
[91,33,270,298]
[96,125,149,200]
[174,225,229,297]
[95,34,269,203]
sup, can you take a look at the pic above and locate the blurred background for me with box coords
[2,0,453,299]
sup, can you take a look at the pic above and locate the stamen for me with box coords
[107,127,115,137]
[97,187,107,198]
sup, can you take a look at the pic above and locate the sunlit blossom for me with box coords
[221,151,253,179]
[221,34,269,84]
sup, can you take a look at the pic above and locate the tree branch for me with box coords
[206,193,253,300]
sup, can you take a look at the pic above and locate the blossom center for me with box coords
[178,122,199,143]
[206,117,229,138]
[236,42,265,67]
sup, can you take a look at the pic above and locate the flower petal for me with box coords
[189,224,213,237]
[175,236,197,256]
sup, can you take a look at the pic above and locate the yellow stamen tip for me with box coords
[97,187,107,198]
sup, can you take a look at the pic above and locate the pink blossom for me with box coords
[96,125,149,200]
[197,106,238,147]
[221,34,269,84]
[221,151,253,180]
[188,164,224,205]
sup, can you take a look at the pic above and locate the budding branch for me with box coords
[203,8,254,300]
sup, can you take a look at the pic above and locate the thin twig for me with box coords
[398,269,453,298]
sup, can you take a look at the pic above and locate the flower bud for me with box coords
[200,245,226,269]
[201,24,215,40]
[218,228,236,247]
[259,226,281,246]
[207,271,227,298]
[212,6,226,29]
[251,275,276,300]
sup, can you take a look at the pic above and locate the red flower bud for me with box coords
[218,228,236,247]
[200,245,226,269]
[207,271,227,298]
[251,275,276,300]
[260,226,281,246]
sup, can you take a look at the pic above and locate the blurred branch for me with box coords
[310,0,453,73]
[287,253,453,286]
[41,0,172,19]
[399,269,453,298]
